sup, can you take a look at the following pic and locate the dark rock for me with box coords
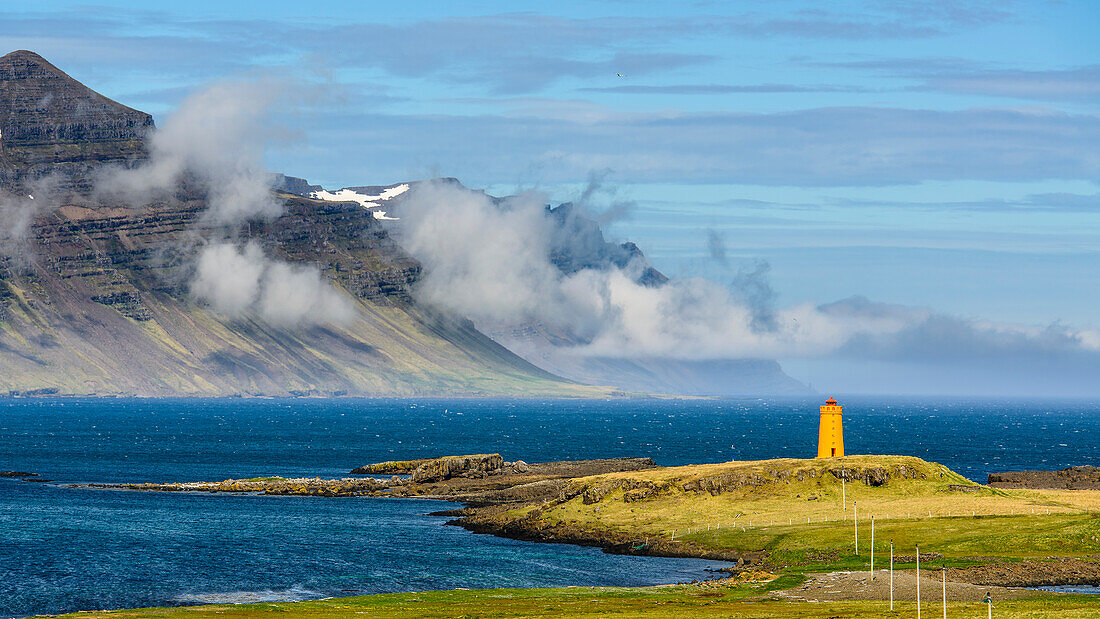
[351,458,436,475]
[949,484,982,492]
[863,467,888,487]
[411,454,503,483]
[989,466,1100,490]
[0,471,37,477]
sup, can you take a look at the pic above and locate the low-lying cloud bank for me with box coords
[397,180,1100,373]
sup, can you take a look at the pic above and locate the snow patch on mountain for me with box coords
[309,184,409,219]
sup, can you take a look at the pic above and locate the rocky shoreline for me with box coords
[71,453,759,563]
[75,455,659,503]
[450,506,765,565]
[988,466,1100,490]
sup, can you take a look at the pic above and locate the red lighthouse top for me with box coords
[825,397,837,405]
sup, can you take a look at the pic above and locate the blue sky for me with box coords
[2,1,1098,392]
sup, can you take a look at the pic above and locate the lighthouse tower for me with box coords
[816,397,845,458]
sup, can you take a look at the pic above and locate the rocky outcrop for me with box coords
[94,456,659,505]
[88,477,385,497]
[988,466,1100,490]
[949,484,983,492]
[411,454,504,482]
[546,202,666,287]
[827,465,909,486]
[351,458,437,475]
[0,471,37,477]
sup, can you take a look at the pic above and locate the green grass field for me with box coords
[54,583,1100,618]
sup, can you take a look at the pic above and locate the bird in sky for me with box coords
[616,73,624,77]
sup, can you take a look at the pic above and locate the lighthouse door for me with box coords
[831,448,836,457]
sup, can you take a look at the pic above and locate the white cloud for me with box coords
[397,180,1100,368]
[190,241,355,326]
[97,78,290,225]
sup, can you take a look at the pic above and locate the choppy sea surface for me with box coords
[2,396,1099,617]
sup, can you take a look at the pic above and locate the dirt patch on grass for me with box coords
[778,570,1034,603]
[947,557,1100,587]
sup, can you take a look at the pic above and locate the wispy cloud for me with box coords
[918,66,1100,103]
[578,83,868,94]
[97,77,358,327]
[815,57,1100,103]
[302,105,1100,186]
[829,192,1100,212]
[0,4,1023,97]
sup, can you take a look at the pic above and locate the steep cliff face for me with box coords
[0,51,604,397]
[0,50,152,190]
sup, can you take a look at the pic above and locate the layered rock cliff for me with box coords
[0,50,152,191]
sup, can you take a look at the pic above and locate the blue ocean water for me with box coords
[2,396,1099,617]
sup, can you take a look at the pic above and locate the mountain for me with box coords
[0,51,608,397]
[0,50,152,191]
[0,50,805,398]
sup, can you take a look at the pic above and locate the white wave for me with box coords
[172,586,322,604]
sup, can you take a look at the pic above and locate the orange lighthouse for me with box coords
[816,397,844,458]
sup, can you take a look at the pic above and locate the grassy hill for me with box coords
[469,455,1100,568]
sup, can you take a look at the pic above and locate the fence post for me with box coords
[942,567,947,619]
[917,546,921,619]
[854,502,858,554]
[889,541,894,611]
